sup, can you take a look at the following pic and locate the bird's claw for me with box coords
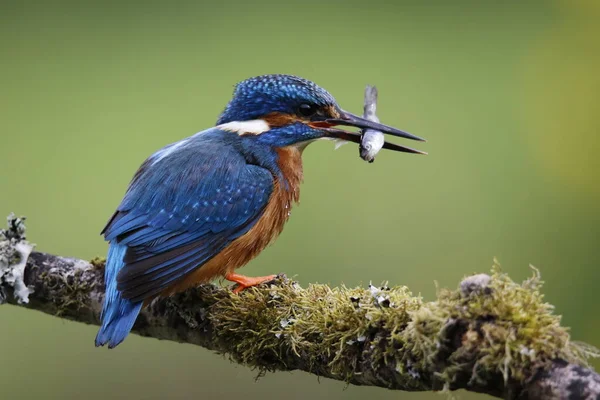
[226,273,278,294]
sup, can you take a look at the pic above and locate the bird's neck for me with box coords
[237,134,305,196]
[274,146,303,204]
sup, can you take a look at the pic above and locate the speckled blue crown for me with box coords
[217,74,337,124]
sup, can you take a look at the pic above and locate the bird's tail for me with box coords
[95,243,143,348]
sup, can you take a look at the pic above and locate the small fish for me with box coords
[359,85,384,163]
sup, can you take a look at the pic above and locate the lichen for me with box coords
[0,213,35,304]
[29,254,101,319]
[43,268,97,316]
[203,262,598,391]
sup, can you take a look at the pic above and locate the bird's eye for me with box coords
[297,103,318,117]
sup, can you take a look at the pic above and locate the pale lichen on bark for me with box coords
[0,214,35,304]
[1,214,599,399]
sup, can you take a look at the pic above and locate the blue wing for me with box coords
[102,130,274,302]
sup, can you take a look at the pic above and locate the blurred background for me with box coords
[1,0,599,399]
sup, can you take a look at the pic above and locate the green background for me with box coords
[1,1,599,399]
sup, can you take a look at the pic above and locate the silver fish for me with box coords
[359,85,384,163]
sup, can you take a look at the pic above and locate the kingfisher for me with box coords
[95,74,425,348]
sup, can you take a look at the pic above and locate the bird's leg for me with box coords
[225,272,277,294]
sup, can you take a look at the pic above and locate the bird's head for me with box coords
[216,74,425,154]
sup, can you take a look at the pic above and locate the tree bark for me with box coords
[1,215,598,399]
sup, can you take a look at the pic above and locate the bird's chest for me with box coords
[267,146,304,232]
[244,146,303,249]
[237,146,303,251]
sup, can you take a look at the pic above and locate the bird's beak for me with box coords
[313,110,427,155]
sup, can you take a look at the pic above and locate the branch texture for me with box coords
[1,214,598,399]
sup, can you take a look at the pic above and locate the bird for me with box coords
[95,74,426,348]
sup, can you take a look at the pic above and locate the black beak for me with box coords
[328,110,425,142]
[318,110,427,155]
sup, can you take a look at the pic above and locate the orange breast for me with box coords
[160,146,304,297]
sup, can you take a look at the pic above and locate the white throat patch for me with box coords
[217,119,270,135]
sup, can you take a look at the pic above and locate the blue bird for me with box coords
[95,74,425,348]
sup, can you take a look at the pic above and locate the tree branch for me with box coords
[1,214,598,399]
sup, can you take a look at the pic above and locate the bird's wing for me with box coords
[102,134,274,302]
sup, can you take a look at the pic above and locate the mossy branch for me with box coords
[1,215,599,399]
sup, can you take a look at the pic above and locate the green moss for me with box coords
[205,265,598,390]
[208,279,417,383]
[433,263,598,386]
[90,256,106,270]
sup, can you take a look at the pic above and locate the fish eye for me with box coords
[297,103,318,117]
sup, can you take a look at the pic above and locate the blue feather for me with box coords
[119,249,219,299]
[95,243,143,348]
[97,128,278,336]
[105,214,148,239]
[217,75,336,124]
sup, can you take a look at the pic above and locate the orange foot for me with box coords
[225,272,277,294]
